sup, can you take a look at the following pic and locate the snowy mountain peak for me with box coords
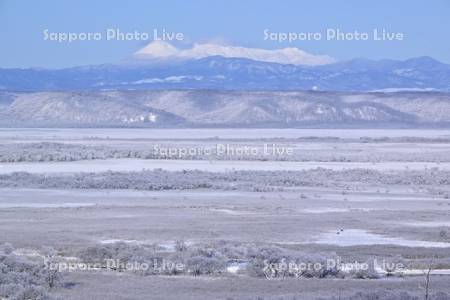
[134,41,335,66]
[134,41,178,58]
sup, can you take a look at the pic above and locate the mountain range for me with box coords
[1,90,449,127]
[1,42,449,92]
[1,42,449,127]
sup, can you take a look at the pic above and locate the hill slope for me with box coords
[1,90,450,127]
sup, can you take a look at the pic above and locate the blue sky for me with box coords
[0,0,449,68]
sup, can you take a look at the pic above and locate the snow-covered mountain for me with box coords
[134,41,335,66]
[1,90,450,127]
[0,42,449,92]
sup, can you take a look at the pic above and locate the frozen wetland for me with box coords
[1,128,450,300]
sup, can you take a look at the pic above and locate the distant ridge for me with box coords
[1,54,449,92]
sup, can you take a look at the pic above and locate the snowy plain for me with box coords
[1,128,450,300]
[1,128,450,140]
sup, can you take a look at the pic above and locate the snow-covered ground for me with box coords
[1,128,450,299]
[1,158,449,174]
[1,128,450,140]
[311,229,450,248]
